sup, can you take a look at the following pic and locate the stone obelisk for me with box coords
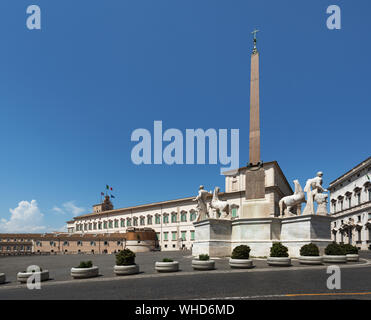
[249,31,260,166]
[245,30,265,200]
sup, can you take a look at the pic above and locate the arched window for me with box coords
[133,217,138,226]
[171,213,177,223]
[181,211,187,222]
[147,215,153,225]
[140,216,145,226]
[163,214,169,224]
[120,219,125,227]
[190,210,197,221]
[155,214,161,224]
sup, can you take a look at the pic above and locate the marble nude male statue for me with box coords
[193,185,210,222]
[302,171,328,215]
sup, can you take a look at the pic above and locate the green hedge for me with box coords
[231,245,251,259]
[340,244,358,254]
[115,249,136,266]
[325,243,346,256]
[300,243,320,256]
[270,242,289,257]
[77,261,93,268]
[199,254,210,261]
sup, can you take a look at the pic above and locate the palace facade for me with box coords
[0,229,157,255]
[66,161,293,251]
[329,156,371,250]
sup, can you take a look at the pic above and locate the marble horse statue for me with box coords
[209,187,230,219]
[279,179,306,216]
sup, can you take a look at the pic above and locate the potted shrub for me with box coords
[155,258,179,272]
[71,260,99,279]
[114,249,139,275]
[192,254,215,270]
[17,267,49,283]
[299,243,323,265]
[0,273,5,285]
[229,245,253,268]
[341,244,359,262]
[323,243,347,263]
[267,242,291,266]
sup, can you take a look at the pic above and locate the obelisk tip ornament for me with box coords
[251,29,259,54]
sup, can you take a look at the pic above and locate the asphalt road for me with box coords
[1,253,371,300]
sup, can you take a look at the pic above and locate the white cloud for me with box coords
[0,200,47,233]
[52,206,65,215]
[52,201,85,217]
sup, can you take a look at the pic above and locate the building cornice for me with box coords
[329,156,371,188]
[330,200,371,218]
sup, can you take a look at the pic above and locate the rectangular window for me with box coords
[155,216,160,224]
[348,197,351,208]
[127,219,131,227]
[181,231,186,241]
[120,220,125,227]
[171,214,177,223]
[114,220,118,228]
[357,193,361,205]
[340,201,343,211]
[98,223,102,230]
[358,230,361,241]
[190,230,195,241]
[140,217,145,225]
[368,189,371,201]
[103,221,107,229]
[163,215,169,224]
[133,219,138,226]
[231,208,238,218]
[172,232,177,241]
[164,232,168,241]
[156,232,160,240]
[109,221,113,228]
[147,216,152,225]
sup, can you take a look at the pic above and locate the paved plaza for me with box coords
[0,251,371,299]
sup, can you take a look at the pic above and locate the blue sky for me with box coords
[0,0,370,232]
